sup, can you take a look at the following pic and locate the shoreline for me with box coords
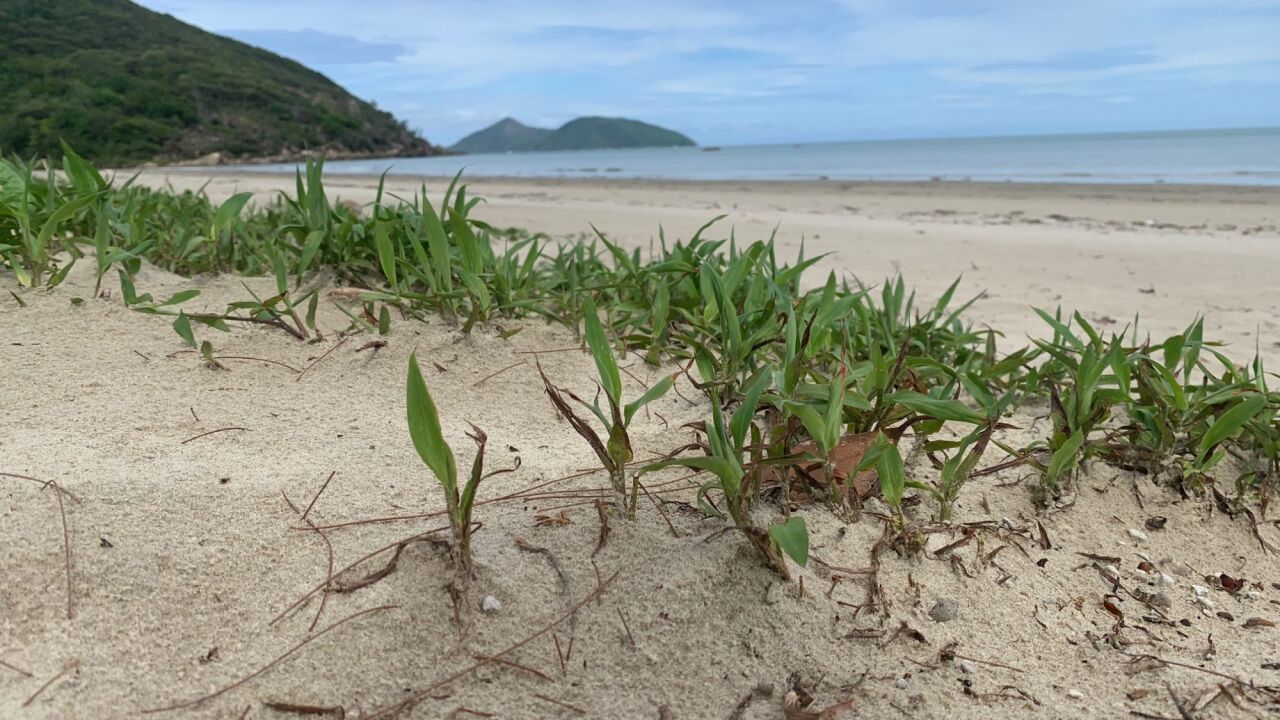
[147,164,1280,193]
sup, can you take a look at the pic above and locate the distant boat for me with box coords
[702,146,722,152]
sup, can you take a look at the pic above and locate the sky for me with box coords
[135,0,1280,148]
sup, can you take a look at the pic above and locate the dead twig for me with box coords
[472,360,527,388]
[1,656,34,677]
[22,661,78,707]
[363,571,619,719]
[142,606,396,713]
[180,427,249,445]
[262,700,346,717]
[532,693,587,715]
[296,337,349,382]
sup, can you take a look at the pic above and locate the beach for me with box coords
[139,170,1280,365]
[5,171,1280,719]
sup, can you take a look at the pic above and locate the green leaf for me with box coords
[624,373,675,425]
[1198,395,1267,460]
[1047,430,1085,485]
[876,440,906,511]
[212,192,253,237]
[407,352,458,494]
[884,391,985,424]
[173,312,197,348]
[768,517,809,567]
[583,298,622,407]
[297,230,325,277]
[374,223,397,291]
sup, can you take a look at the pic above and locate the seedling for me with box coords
[406,352,487,576]
[640,376,807,580]
[540,297,674,513]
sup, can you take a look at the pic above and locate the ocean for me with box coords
[231,126,1280,185]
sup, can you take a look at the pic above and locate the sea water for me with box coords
[225,126,1280,185]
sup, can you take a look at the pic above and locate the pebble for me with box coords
[929,598,959,623]
[1159,572,1176,587]
[1192,585,1209,597]
[1247,591,1263,600]
[1067,689,1084,700]
[481,594,502,614]
[1128,528,1148,542]
[1195,596,1215,610]
[895,676,910,689]
[959,659,977,674]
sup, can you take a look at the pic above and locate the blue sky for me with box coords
[136,0,1280,147]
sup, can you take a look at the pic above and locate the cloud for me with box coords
[134,0,1280,145]
[226,29,408,65]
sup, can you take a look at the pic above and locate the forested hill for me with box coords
[0,0,441,166]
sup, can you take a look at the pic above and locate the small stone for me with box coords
[1128,528,1148,542]
[1247,591,1263,600]
[929,598,959,623]
[1192,585,1209,597]
[959,659,977,674]
[1158,573,1176,587]
[1067,689,1084,700]
[481,595,502,614]
[895,676,910,689]
[1195,596,1215,610]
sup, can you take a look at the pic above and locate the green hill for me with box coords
[0,0,440,166]
[451,116,695,153]
[449,118,551,153]
[537,117,695,152]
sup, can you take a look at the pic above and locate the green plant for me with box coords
[406,352,488,576]
[539,297,674,513]
[639,376,806,579]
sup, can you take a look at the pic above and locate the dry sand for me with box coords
[4,175,1280,719]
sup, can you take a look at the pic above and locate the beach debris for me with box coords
[1127,528,1148,542]
[1066,689,1083,700]
[929,598,959,623]
[481,595,502,614]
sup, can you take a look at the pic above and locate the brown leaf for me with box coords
[1035,520,1052,550]
[534,511,571,527]
[1219,574,1245,592]
[1127,689,1150,700]
[790,432,881,498]
[1243,617,1275,629]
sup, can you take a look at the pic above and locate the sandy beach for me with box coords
[5,173,1280,719]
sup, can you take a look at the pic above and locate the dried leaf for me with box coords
[1243,617,1275,629]
[534,511,571,527]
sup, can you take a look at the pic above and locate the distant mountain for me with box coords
[451,116,695,153]
[0,0,441,166]
[449,118,551,154]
